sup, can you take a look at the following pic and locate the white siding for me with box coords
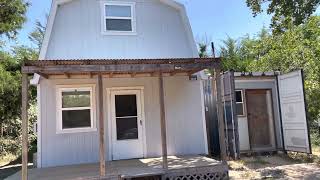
[45,0,195,59]
[39,76,207,167]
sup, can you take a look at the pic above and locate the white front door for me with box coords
[110,89,144,160]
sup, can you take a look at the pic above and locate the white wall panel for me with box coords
[39,76,206,167]
[45,0,195,59]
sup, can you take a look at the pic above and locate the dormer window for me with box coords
[101,2,136,35]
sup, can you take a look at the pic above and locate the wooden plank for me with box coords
[36,72,48,79]
[98,74,106,176]
[64,72,70,78]
[159,73,168,169]
[213,69,227,161]
[21,73,28,180]
[21,62,219,74]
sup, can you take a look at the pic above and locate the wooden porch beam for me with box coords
[89,72,94,78]
[98,74,106,176]
[213,69,227,161]
[131,72,136,78]
[159,73,168,169]
[36,72,48,79]
[21,73,28,180]
[64,72,70,78]
[22,62,219,74]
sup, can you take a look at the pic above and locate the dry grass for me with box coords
[0,154,18,167]
[229,154,320,179]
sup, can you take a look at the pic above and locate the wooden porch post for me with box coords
[159,73,168,169]
[98,74,106,176]
[213,68,227,161]
[21,73,28,180]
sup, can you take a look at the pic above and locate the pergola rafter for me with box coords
[22,58,221,76]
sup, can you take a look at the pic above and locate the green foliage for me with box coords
[246,0,320,33]
[199,16,320,131]
[0,48,37,157]
[28,20,46,51]
[0,0,29,39]
[0,15,44,158]
[198,43,209,58]
[0,45,37,137]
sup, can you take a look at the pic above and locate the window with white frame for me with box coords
[57,86,96,133]
[102,2,136,34]
[235,90,245,116]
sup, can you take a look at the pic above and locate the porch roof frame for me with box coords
[21,57,221,76]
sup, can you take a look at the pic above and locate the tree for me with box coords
[0,0,29,39]
[246,0,320,33]
[217,16,320,129]
[198,43,209,58]
[0,13,45,156]
[28,19,46,50]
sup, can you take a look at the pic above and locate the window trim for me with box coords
[101,1,136,35]
[235,90,246,117]
[56,85,97,134]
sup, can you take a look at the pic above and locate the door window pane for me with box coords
[106,19,132,31]
[62,91,90,108]
[106,5,131,17]
[236,91,243,102]
[115,95,137,117]
[236,104,244,116]
[116,117,138,140]
[62,109,91,129]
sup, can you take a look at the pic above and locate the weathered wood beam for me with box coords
[22,62,219,74]
[131,72,136,78]
[98,74,106,177]
[64,72,70,78]
[151,72,158,77]
[187,69,202,76]
[21,73,28,180]
[159,73,168,169]
[213,69,227,161]
[36,72,48,79]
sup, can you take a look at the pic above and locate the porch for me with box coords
[20,58,228,180]
[6,155,228,180]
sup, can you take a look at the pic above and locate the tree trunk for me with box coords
[0,122,3,138]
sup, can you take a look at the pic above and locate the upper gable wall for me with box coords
[45,0,197,59]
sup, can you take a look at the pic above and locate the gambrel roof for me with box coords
[39,0,197,60]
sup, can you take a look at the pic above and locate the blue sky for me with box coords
[9,0,320,49]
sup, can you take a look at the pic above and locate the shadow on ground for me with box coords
[0,152,34,180]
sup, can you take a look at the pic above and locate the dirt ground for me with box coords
[229,154,320,179]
